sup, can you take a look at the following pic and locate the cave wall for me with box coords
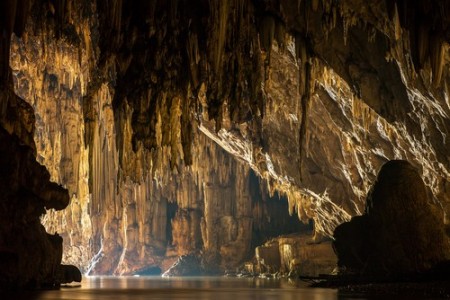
[3,0,450,275]
[11,24,304,274]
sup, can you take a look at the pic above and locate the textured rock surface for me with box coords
[333,160,450,275]
[2,0,450,277]
[161,254,204,277]
[251,233,336,276]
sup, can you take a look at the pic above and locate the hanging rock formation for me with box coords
[1,0,449,279]
[333,160,450,275]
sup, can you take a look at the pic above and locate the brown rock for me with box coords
[252,233,336,276]
[256,241,281,273]
[333,160,450,275]
[3,0,450,279]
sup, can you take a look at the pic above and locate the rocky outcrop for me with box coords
[161,254,205,277]
[247,233,336,277]
[55,265,82,285]
[0,126,70,289]
[0,1,79,289]
[333,160,450,275]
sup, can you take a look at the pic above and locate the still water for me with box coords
[2,276,382,300]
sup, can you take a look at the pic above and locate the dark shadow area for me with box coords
[166,201,178,246]
[132,266,162,276]
[248,170,312,250]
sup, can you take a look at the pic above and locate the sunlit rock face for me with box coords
[5,0,450,276]
[334,160,450,275]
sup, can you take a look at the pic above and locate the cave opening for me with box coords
[248,169,312,250]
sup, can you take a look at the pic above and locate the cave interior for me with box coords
[0,0,450,289]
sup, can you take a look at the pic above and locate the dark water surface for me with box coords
[3,276,425,300]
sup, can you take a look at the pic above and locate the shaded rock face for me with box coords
[0,126,70,288]
[56,265,82,285]
[333,160,450,275]
[1,0,449,279]
[0,0,80,289]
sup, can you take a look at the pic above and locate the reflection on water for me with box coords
[5,276,439,300]
[5,276,339,300]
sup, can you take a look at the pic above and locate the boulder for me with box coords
[333,160,450,275]
[333,215,369,273]
[56,265,82,284]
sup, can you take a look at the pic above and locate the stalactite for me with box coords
[430,35,445,87]
[417,22,429,67]
[181,96,193,166]
[187,32,200,89]
[169,96,182,171]
[295,34,312,180]
[109,0,122,46]
[393,3,402,41]
[259,14,275,57]
[5,0,450,277]
[275,21,286,51]
[295,34,308,96]
[214,1,229,75]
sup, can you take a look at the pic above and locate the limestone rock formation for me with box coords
[250,233,336,277]
[1,0,449,280]
[333,160,450,275]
